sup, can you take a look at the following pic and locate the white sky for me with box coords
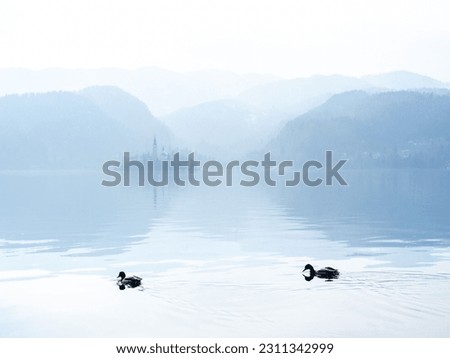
[1,0,450,80]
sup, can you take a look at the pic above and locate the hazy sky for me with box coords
[1,0,450,80]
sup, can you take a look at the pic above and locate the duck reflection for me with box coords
[116,271,143,290]
[302,264,340,282]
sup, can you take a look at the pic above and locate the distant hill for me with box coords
[270,91,450,168]
[238,74,373,118]
[237,72,450,120]
[163,74,450,159]
[0,68,278,116]
[2,69,450,164]
[362,71,448,90]
[2,68,448,119]
[165,75,379,157]
[79,86,171,151]
[0,87,170,169]
[163,99,280,158]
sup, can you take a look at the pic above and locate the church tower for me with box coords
[152,136,158,160]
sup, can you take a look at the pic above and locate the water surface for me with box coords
[0,169,449,337]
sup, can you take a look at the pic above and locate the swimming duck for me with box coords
[117,271,142,289]
[302,264,339,281]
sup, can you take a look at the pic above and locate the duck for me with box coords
[302,264,339,281]
[117,271,142,289]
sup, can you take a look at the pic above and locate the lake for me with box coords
[0,169,449,337]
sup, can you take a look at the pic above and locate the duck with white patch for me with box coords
[117,271,142,290]
[302,264,339,281]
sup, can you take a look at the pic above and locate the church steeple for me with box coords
[152,136,158,160]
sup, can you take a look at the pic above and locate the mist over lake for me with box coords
[1,67,450,338]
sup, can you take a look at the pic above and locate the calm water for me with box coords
[0,169,449,337]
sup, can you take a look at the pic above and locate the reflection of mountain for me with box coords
[271,91,450,168]
[1,170,449,263]
[270,169,450,254]
[0,87,170,169]
[0,172,173,255]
